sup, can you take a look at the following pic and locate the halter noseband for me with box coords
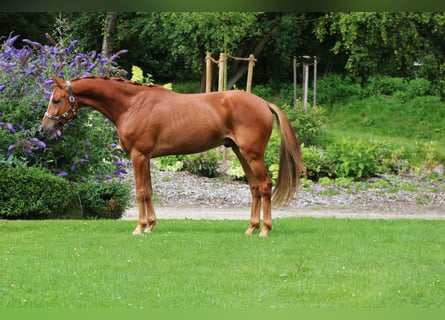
[44,80,77,124]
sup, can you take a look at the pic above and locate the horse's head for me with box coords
[39,76,78,136]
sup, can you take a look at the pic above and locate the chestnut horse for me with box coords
[40,76,304,237]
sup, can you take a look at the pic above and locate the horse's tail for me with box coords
[268,103,305,206]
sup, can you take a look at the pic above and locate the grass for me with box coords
[323,95,445,161]
[1,218,444,308]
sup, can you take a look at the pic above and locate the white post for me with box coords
[313,56,317,107]
[303,61,309,109]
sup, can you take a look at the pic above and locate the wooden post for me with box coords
[246,54,255,93]
[218,52,226,92]
[205,52,212,93]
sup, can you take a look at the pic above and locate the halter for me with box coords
[44,80,77,124]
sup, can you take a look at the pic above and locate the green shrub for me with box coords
[76,180,131,219]
[252,84,274,100]
[154,155,185,171]
[278,83,297,106]
[182,151,220,177]
[366,77,437,103]
[154,151,220,178]
[327,138,383,178]
[315,74,362,104]
[301,145,335,180]
[279,75,362,106]
[407,78,436,97]
[0,164,76,219]
[366,76,407,96]
[393,78,437,103]
[281,103,326,146]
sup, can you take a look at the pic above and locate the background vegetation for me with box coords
[0,12,444,219]
[0,13,444,312]
[2,12,445,90]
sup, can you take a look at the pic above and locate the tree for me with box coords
[314,12,445,82]
[101,12,119,57]
[157,12,262,91]
[60,12,332,86]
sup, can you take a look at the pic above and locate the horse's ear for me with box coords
[52,76,66,88]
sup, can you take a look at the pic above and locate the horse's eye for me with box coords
[52,99,60,105]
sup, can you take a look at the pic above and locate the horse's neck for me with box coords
[74,78,129,125]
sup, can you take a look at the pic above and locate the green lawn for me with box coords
[1,218,444,308]
[323,95,445,160]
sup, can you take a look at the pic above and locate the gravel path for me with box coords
[122,167,445,221]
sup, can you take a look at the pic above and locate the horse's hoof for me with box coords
[259,230,269,238]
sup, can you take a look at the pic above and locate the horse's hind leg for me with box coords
[232,146,272,236]
[249,159,273,237]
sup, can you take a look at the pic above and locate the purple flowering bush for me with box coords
[0,33,130,182]
[0,33,132,219]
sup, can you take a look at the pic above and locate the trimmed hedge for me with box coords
[76,180,131,219]
[0,164,75,219]
[0,164,131,219]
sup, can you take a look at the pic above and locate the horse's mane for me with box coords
[70,75,164,89]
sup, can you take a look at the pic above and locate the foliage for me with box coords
[281,102,326,146]
[4,12,445,88]
[365,76,408,96]
[300,136,435,181]
[327,138,383,179]
[315,12,445,82]
[154,151,221,178]
[316,74,363,104]
[301,145,335,180]
[154,155,184,172]
[110,12,262,83]
[130,65,154,84]
[0,33,129,183]
[0,162,131,220]
[0,163,75,219]
[129,64,172,90]
[76,180,131,219]
[323,92,445,167]
[182,151,220,178]
[364,76,438,102]
[279,74,363,107]
[251,84,274,100]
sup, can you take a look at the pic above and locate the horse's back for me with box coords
[199,90,273,124]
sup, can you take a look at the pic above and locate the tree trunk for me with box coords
[101,12,119,57]
[226,27,277,90]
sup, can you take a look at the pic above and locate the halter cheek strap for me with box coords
[44,80,77,124]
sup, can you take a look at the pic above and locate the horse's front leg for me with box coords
[131,151,157,235]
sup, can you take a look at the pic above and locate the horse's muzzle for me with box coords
[38,123,57,137]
